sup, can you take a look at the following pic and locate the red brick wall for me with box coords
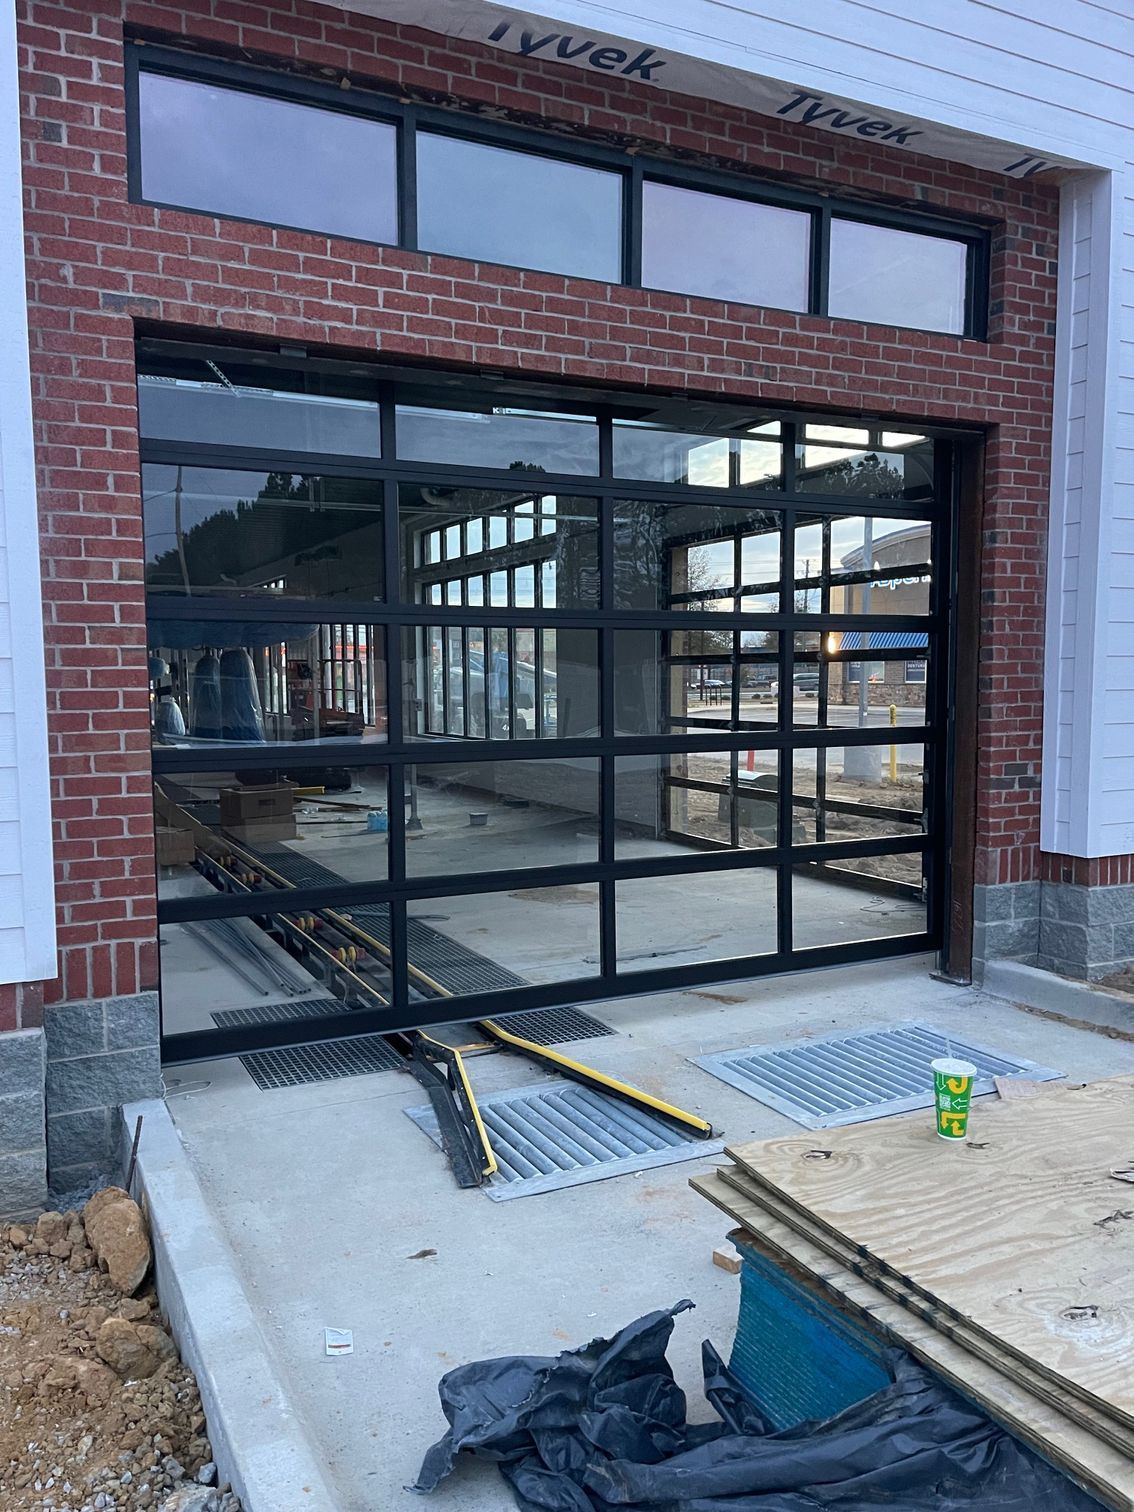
[1041,855,1134,888]
[15,0,1066,1005]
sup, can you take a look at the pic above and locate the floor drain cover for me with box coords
[240,1034,402,1090]
[406,1082,723,1200]
[694,1021,1063,1129]
[491,1007,615,1045]
[213,998,344,1030]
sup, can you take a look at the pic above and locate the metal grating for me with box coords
[693,1021,1063,1129]
[492,1007,614,1045]
[248,844,344,890]
[406,1081,723,1200]
[212,998,344,1030]
[239,1033,402,1090]
[352,909,528,997]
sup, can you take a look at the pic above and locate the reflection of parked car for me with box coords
[770,674,820,699]
[430,653,554,736]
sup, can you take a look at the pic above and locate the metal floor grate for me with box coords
[240,1034,402,1090]
[694,1021,1063,1129]
[491,1007,614,1045]
[351,909,528,997]
[213,997,344,1030]
[406,1082,723,1200]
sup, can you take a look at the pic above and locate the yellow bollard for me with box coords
[889,703,898,783]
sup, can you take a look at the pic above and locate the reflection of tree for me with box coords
[810,453,906,498]
[683,545,733,655]
[148,474,355,591]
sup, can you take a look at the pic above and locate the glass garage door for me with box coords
[141,346,952,1061]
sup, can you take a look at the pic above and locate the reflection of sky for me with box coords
[791,517,931,576]
[741,532,779,584]
[829,218,966,333]
[641,181,810,311]
[416,134,622,282]
[138,377,380,456]
[397,408,599,474]
[143,465,274,564]
[139,73,397,243]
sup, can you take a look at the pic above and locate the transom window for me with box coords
[128,48,989,338]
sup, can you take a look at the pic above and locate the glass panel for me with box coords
[138,71,398,244]
[416,132,622,281]
[143,465,384,602]
[159,902,392,1035]
[396,404,599,474]
[407,886,599,993]
[792,865,927,949]
[616,870,777,970]
[612,420,783,489]
[828,219,968,334]
[612,500,783,611]
[399,486,599,609]
[613,631,779,736]
[404,759,599,876]
[137,372,381,456]
[154,766,390,902]
[403,627,599,740]
[615,751,778,858]
[147,624,388,748]
[793,515,934,616]
[792,521,824,613]
[791,744,926,861]
[792,632,931,730]
[641,181,810,311]
[829,516,933,615]
[796,434,935,502]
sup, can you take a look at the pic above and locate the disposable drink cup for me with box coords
[931,1057,977,1141]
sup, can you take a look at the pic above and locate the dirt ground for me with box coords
[674,759,923,886]
[0,1212,230,1512]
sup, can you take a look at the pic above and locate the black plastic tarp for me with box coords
[412,1301,1101,1511]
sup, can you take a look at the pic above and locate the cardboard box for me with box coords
[219,782,295,828]
[155,825,195,867]
[224,816,298,844]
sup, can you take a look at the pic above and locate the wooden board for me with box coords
[724,1076,1134,1432]
[717,1163,1134,1459]
[691,1173,1134,1512]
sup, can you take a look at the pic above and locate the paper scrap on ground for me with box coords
[325,1328,354,1356]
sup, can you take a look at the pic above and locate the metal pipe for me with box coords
[184,921,272,996]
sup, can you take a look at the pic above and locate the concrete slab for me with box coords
[160,957,1134,1511]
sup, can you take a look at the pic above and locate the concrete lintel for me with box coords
[979,960,1134,1037]
[121,1099,339,1512]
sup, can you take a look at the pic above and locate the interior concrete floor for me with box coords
[162,957,1134,1511]
[158,773,926,1034]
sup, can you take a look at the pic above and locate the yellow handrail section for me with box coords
[479,1018,715,1138]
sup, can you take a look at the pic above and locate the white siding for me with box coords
[0,0,55,983]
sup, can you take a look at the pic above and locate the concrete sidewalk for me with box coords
[161,957,1134,1510]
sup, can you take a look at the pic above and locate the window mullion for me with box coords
[399,106,418,252]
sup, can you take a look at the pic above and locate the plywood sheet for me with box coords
[691,1173,1134,1512]
[725,1076,1134,1431]
[716,1164,1134,1459]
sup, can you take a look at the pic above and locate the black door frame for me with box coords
[143,351,965,1064]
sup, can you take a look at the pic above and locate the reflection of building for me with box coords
[828,522,930,707]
